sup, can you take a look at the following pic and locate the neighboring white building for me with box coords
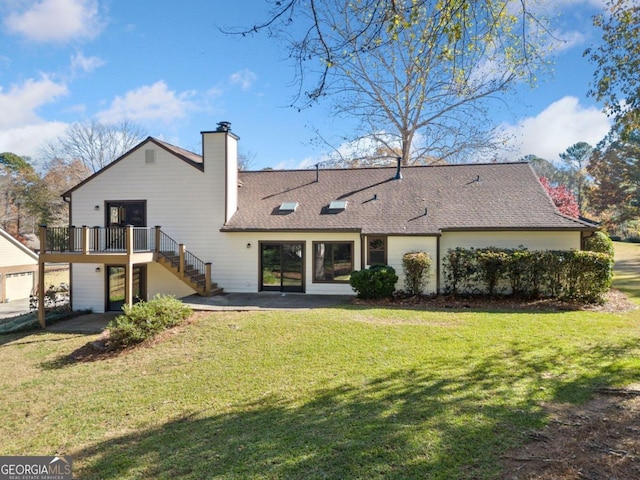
[38,122,596,315]
[0,227,38,302]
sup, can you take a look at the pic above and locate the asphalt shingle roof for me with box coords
[223,162,594,234]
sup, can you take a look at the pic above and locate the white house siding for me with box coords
[440,231,581,252]
[214,232,362,295]
[439,230,582,293]
[0,234,38,267]
[386,236,439,294]
[72,264,104,312]
[147,263,195,299]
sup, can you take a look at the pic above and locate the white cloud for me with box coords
[499,96,611,162]
[70,52,105,75]
[0,121,68,158]
[549,29,588,53]
[230,69,257,91]
[96,81,196,125]
[0,76,68,129]
[3,0,103,43]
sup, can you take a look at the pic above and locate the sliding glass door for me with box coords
[260,243,304,292]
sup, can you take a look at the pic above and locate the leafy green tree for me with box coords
[0,152,38,233]
[525,155,567,186]
[559,142,593,212]
[587,129,640,230]
[585,0,640,139]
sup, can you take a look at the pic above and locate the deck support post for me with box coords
[125,225,135,309]
[179,244,185,274]
[38,226,47,328]
[154,226,162,252]
[38,259,45,328]
[205,263,212,292]
[82,226,90,254]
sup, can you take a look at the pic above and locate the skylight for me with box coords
[329,200,347,210]
[279,201,299,212]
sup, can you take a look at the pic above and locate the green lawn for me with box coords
[1,244,639,479]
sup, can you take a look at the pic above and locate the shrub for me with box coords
[475,248,509,296]
[350,265,398,299]
[402,252,432,295]
[442,248,477,295]
[107,295,192,350]
[442,247,613,303]
[584,231,614,257]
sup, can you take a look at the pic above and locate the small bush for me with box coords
[402,252,432,295]
[107,295,192,350]
[350,265,398,299]
[585,231,614,257]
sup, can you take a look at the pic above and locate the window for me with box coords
[367,236,387,265]
[329,200,347,211]
[313,242,354,283]
[278,202,299,213]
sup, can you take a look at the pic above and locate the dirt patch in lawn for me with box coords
[500,387,640,479]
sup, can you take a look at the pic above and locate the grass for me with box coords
[612,240,640,304]
[0,244,639,479]
[44,264,69,289]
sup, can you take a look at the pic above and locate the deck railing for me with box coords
[41,225,211,293]
[42,226,156,254]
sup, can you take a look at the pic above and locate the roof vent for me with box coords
[279,201,299,213]
[329,200,347,211]
[216,121,231,132]
[395,157,402,180]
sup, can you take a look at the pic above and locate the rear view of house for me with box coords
[37,121,596,324]
[0,227,38,302]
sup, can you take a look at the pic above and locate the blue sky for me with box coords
[0,0,613,170]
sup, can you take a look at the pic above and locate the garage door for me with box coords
[6,272,34,301]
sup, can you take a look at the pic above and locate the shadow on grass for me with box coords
[74,371,533,480]
[73,338,640,480]
[0,330,86,347]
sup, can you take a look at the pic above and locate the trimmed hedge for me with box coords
[106,294,192,350]
[442,247,613,303]
[350,265,398,299]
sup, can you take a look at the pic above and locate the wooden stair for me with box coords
[155,231,223,296]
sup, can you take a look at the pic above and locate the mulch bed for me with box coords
[350,289,638,313]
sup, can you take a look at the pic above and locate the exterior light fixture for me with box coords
[246,243,251,249]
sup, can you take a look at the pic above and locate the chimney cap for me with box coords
[216,121,232,132]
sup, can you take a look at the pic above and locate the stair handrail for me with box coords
[157,230,210,289]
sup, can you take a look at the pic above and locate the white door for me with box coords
[6,272,34,301]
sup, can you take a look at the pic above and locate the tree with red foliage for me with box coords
[539,177,580,218]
